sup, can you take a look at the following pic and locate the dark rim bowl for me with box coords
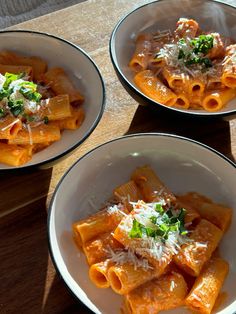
[48,133,236,314]
[110,0,236,119]
[0,30,105,171]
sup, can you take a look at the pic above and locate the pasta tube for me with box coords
[125,271,188,314]
[89,259,113,288]
[185,257,229,314]
[221,44,236,88]
[0,50,47,80]
[162,67,187,91]
[129,34,152,72]
[177,192,232,232]
[0,116,22,139]
[174,219,223,276]
[73,205,128,247]
[0,142,30,166]
[134,70,177,106]
[41,94,72,120]
[83,232,123,265]
[50,107,85,130]
[174,18,199,39]
[113,180,142,211]
[173,93,190,109]
[42,67,84,104]
[131,165,176,203]
[0,64,33,78]
[108,261,156,295]
[8,124,61,145]
[202,88,235,112]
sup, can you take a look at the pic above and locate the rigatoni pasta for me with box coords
[129,18,236,111]
[72,166,232,313]
[0,50,85,166]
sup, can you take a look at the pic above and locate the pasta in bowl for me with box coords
[48,133,236,314]
[0,31,105,170]
[110,0,236,118]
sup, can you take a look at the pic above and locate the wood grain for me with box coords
[0,0,235,313]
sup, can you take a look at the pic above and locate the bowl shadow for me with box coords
[126,104,235,162]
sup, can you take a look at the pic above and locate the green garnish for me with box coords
[43,116,49,124]
[0,72,43,119]
[190,34,214,54]
[177,34,214,69]
[178,49,185,60]
[129,206,187,241]
[155,203,164,214]
[0,108,6,117]
[0,88,10,101]
[8,99,24,117]
[19,81,42,102]
[3,72,23,89]
[129,219,145,238]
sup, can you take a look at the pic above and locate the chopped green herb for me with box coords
[8,99,24,117]
[129,206,187,242]
[191,34,214,54]
[0,108,5,117]
[155,203,164,214]
[129,219,144,238]
[43,116,49,124]
[0,88,9,101]
[19,82,42,102]
[177,34,214,69]
[3,72,22,89]
[178,38,186,45]
[178,49,185,59]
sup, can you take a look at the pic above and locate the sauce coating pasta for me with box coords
[129,18,236,111]
[72,166,232,313]
[0,50,85,166]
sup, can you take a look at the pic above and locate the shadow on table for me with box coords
[42,274,93,314]
[126,105,235,162]
[0,168,53,215]
[0,195,50,314]
[0,166,92,314]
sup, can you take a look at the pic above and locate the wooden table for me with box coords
[0,0,235,313]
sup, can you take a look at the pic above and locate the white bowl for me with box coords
[48,133,236,314]
[110,0,236,118]
[0,30,105,170]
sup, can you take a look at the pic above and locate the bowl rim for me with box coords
[0,29,106,171]
[109,0,236,117]
[47,132,236,314]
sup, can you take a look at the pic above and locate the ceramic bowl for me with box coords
[0,30,105,170]
[48,133,236,314]
[110,0,236,119]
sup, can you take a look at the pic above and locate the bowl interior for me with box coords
[49,134,236,314]
[0,31,104,169]
[111,0,236,116]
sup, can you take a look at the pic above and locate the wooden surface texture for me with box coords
[0,0,235,313]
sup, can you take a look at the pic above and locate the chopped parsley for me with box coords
[191,34,214,54]
[0,72,42,119]
[0,108,5,117]
[3,72,23,89]
[177,34,214,69]
[43,116,49,124]
[129,204,187,241]
[8,99,24,117]
[18,81,42,102]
